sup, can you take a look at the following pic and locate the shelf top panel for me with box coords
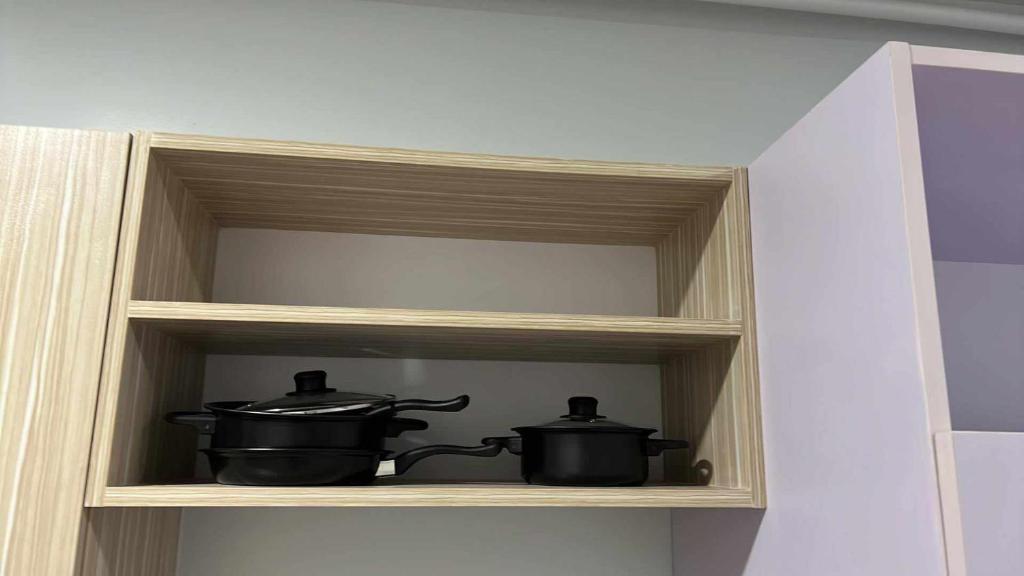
[144,132,736,246]
[99,483,757,508]
[127,301,741,363]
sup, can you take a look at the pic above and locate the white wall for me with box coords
[211,229,658,315]
[3,1,1023,575]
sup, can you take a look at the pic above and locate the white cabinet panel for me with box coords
[952,432,1024,576]
[673,42,948,576]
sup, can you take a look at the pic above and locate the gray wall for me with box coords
[2,0,1021,166]
[3,1,1022,575]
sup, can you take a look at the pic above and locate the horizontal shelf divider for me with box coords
[126,301,742,363]
[98,483,756,508]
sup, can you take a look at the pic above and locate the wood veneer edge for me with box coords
[148,132,736,181]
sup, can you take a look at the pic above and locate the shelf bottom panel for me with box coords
[99,483,756,508]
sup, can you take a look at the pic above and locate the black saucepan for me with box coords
[203,443,503,486]
[483,396,689,486]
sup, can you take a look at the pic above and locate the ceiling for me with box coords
[695,0,1024,35]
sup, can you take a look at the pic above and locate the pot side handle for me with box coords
[646,438,689,456]
[395,394,471,413]
[382,442,504,477]
[165,411,216,435]
[384,417,430,437]
[368,394,471,417]
[482,436,523,455]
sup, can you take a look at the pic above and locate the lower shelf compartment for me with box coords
[97,483,757,508]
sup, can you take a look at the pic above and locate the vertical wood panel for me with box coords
[87,135,218,501]
[77,509,180,576]
[658,170,763,504]
[84,135,217,576]
[0,126,129,576]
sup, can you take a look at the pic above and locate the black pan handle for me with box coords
[165,411,216,434]
[366,394,470,417]
[380,442,504,477]
[482,436,523,455]
[384,417,429,437]
[646,438,689,456]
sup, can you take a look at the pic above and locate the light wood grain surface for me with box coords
[145,133,731,245]
[77,508,180,576]
[657,169,765,504]
[0,126,129,576]
[87,134,218,502]
[99,483,756,508]
[126,301,741,363]
[82,131,765,576]
[82,134,213,575]
[149,132,736,180]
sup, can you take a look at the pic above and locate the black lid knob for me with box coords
[565,396,604,421]
[289,370,335,396]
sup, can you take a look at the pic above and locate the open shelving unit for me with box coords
[83,132,764,516]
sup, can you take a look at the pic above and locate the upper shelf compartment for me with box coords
[126,132,752,321]
[147,132,733,245]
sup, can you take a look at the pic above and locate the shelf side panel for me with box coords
[0,126,129,576]
[673,43,949,576]
[656,184,737,321]
[77,508,180,576]
[659,170,764,503]
[85,136,218,575]
[89,135,219,499]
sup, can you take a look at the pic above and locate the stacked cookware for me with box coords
[166,370,501,485]
[167,371,690,487]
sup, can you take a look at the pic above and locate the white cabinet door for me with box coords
[672,42,951,576]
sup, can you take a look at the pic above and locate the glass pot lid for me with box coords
[513,396,656,433]
[238,370,395,415]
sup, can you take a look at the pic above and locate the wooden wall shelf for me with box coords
[79,130,765,573]
[128,300,742,363]
[100,483,755,508]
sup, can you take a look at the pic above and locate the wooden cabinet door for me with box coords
[0,125,129,576]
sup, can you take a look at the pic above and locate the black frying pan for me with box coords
[203,443,503,486]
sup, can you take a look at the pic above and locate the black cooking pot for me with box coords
[483,396,689,486]
[203,443,504,486]
[166,370,469,451]
[167,404,431,451]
